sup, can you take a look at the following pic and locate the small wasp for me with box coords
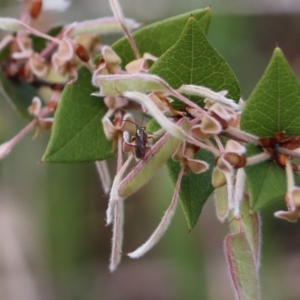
[122,116,150,160]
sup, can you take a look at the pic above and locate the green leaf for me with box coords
[149,16,240,109]
[146,118,161,134]
[241,48,300,210]
[0,70,36,118]
[155,16,240,228]
[44,8,211,163]
[112,8,211,67]
[43,66,113,163]
[245,144,300,211]
[241,47,300,137]
[225,232,260,300]
[166,150,215,229]
[245,145,285,210]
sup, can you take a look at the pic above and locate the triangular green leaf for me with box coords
[154,16,240,228]
[43,8,211,163]
[0,70,36,119]
[112,8,211,68]
[166,150,215,229]
[149,16,240,108]
[241,48,300,210]
[43,66,113,163]
[241,47,300,137]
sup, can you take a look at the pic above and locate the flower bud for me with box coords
[223,152,247,169]
[30,0,43,19]
[74,43,90,62]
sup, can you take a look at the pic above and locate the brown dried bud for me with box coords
[290,136,300,145]
[264,147,274,155]
[274,131,285,143]
[259,137,275,148]
[285,143,298,150]
[235,154,247,169]
[223,152,247,169]
[276,153,287,167]
[75,43,90,62]
[30,0,43,19]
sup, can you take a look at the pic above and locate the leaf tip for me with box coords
[41,151,51,163]
[204,6,212,14]
[273,46,286,60]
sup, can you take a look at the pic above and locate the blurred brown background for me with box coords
[0,0,300,299]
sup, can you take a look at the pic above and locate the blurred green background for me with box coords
[0,0,300,299]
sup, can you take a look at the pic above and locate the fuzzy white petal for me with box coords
[234,168,246,217]
[109,201,124,272]
[224,171,235,210]
[285,159,295,191]
[179,84,240,110]
[109,0,140,58]
[106,155,133,225]
[69,17,140,36]
[95,161,111,194]
[128,166,184,259]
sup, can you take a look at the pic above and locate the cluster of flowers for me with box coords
[0,0,139,179]
[0,0,300,273]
